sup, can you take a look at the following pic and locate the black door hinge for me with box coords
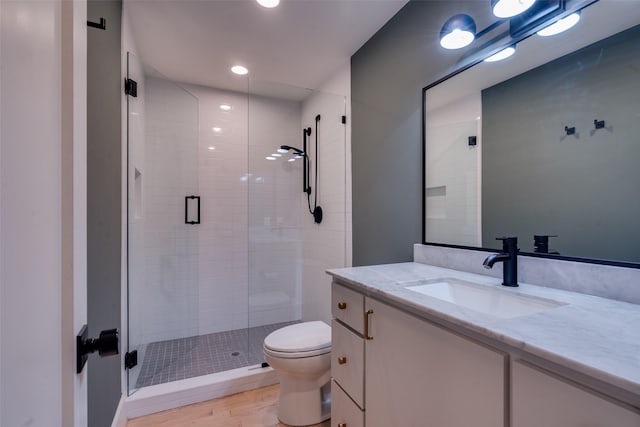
[125,78,138,97]
[125,350,138,369]
[341,115,347,124]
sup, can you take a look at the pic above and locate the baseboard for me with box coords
[110,395,127,427]
[124,365,278,420]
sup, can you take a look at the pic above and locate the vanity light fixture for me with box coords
[491,0,536,18]
[484,45,516,62]
[231,65,249,76]
[537,12,580,36]
[256,0,280,8]
[439,14,476,49]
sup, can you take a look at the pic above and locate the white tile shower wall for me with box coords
[247,94,303,328]
[301,63,351,324]
[184,84,304,334]
[414,244,640,304]
[140,76,200,343]
[425,93,481,247]
[183,84,251,335]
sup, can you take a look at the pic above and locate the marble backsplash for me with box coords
[414,244,640,305]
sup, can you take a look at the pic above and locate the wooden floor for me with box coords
[127,384,331,427]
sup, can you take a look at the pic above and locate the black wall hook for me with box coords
[564,126,576,135]
[87,17,106,30]
[594,119,605,130]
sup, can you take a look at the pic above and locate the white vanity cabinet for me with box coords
[364,296,507,427]
[511,361,640,427]
[331,282,365,427]
[331,281,507,427]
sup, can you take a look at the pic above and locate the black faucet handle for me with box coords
[495,236,518,253]
[534,235,558,253]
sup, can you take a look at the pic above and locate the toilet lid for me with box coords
[263,321,331,353]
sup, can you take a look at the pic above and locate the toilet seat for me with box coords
[264,321,331,359]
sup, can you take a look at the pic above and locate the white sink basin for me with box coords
[405,278,566,319]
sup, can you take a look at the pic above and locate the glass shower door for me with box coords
[126,52,200,394]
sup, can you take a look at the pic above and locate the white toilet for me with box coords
[263,321,332,426]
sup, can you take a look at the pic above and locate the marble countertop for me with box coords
[327,262,640,399]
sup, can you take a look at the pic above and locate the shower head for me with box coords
[279,145,305,156]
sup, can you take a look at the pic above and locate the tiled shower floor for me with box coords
[135,320,299,388]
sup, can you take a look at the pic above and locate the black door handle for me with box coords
[76,325,119,374]
[185,195,200,224]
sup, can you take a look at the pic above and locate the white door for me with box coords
[0,1,88,426]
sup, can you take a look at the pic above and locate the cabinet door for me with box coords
[365,297,506,427]
[512,361,640,427]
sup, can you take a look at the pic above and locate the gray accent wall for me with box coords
[87,1,122,425]
[482,25,640,262]
[351,1,487,265]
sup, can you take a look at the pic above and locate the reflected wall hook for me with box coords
[594,119,605,130]
[564,126,576,135]
[87,17,106,30]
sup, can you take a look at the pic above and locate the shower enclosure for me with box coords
[125,53,346,394]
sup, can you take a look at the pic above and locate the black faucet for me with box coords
[483,237,519,287]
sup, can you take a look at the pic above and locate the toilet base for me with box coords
[277,378,331,426]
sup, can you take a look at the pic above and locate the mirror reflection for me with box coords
[423,1,640,264]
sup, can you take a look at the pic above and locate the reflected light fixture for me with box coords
[231,65,249,75]
[265,156,276,160]
[219,104,232,111]
[537,12,580,36]
[208,146,216,150]
[256,0,279,8]
[440,14,476,49]
[212,126,222,133]
[277,148,288,154]
[491,0,536,18]
[484,45,516,62]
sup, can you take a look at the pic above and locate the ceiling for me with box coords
[124,0,409,95]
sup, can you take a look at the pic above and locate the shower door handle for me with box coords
[185,195,200,224]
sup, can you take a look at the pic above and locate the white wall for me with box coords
[301,63,352,324]
[1,1,87,425]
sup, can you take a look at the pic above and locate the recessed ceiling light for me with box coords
[491,0,536,18]
[537,12,580,37]
[484,46,516,62]
[256,0,280,8]
[219,104,232,111]
[231,65,249,76]
[212,127,222,133]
